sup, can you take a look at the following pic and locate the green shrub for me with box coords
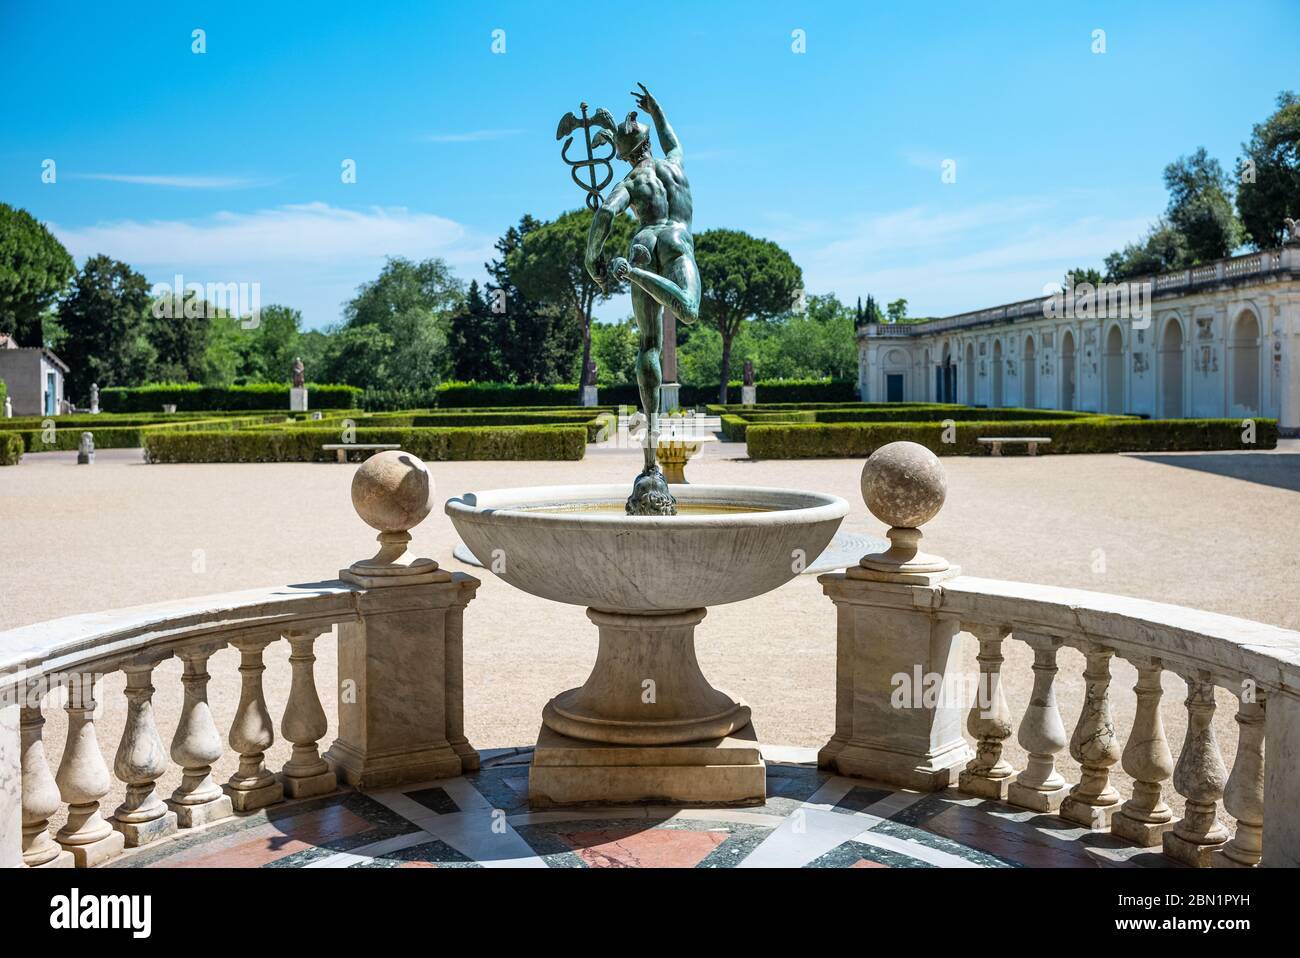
[0,432,22,465]
[0,378,7,413]
[11,415,272,452]
[435,378,854,407]
[142,425,587,463]
[745,417,1277,459]
[728,378,857,403]
[706,401,961,414]
[810,406,1101,424]
[101,383,362,412]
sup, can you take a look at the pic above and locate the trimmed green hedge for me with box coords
[11,416,271,452]
[811,406,1102,424]
[0,378,7,413]
[746,417,1278,459]
[142,425,587,463]
[435,378,855,407]
[0,432,22,465]
[101,383,362,412]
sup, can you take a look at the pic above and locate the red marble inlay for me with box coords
[160,804,374,868]
[561,826,728,868]
[851,858,889,868]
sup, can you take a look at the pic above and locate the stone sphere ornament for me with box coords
[858,441,953,577]
[344,450,444,586]
[860,441,947,529]
[351,450,435,532]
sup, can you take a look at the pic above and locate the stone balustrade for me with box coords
[0,576,479,869]
[2,443,1297,869]
[819,443,1300,868]
[861,244,1295,339]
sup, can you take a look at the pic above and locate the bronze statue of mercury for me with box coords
[584,83,700,515]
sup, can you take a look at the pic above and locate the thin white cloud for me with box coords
[776,196,1158,317]
[68,172,275,189]
[419,129,521,143]
[50,202,495,328]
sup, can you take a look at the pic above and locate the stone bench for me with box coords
[977,437,1051,456]
[321,442,400,463]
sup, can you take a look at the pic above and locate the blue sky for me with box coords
[3,0,1296,329]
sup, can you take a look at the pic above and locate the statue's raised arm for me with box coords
[631,83,681,164]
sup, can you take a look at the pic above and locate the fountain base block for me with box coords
[528,724,766,808]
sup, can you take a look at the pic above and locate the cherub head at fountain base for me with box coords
[626,464,677,516]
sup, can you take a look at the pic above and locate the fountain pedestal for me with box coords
[530,607,764,807]
[445,482,848,810]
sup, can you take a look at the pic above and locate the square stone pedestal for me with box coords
[1163,831,1226,867]
[1007,780,1067,812]
[61,831,126,869]
[528,725,766,809]
[581,385,598,407]
[740,385,757,405]
[1112,812,1174,846]
[290,387,308,411]
[168,794,233,829]
[1060,796,1119,830]
[957,769,1016,801]
[112,811,178,848]
[224,780,284,813]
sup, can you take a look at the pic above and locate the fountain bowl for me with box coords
[445,484,848,613]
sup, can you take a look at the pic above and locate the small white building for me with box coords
[857,242,1300,432]
[0,335,69,416]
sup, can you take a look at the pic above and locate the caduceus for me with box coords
[555,102,617,210]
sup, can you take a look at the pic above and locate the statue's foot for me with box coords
[630,243,652,267]
[626,465,677,516]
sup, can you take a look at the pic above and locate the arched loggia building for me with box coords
[857,242,1300,432]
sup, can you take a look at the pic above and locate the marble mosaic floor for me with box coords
[109,746,1181,869]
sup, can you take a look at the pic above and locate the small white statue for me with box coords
[3,395,11,418]
[77,432,95,465]
[90,383,100,414]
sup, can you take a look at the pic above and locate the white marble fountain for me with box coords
[446,482,848,807]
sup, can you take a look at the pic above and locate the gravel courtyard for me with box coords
[3,439,1297,822]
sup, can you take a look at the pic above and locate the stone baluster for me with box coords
[1214,693,1265,868]
[225,634,284,811]
[1060,643,1121,829]
[0,686,17,868]
[54,672,126,867]
[279,627,337,799]
[110,655,178,846]
[958,624,1016,800]
[1163,671,1229,866]
[167,644,233,827]
[1111,657,1174,845]
[18,686,73,867]
[1007,632,1068,812]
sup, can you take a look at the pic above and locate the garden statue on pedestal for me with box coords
[571,83,702,515]
[741,360,757,405]
[89,383,99,415]
[582,359,599,407]
[290,357,308,412]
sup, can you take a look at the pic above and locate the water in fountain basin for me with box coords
[520,502,776,516]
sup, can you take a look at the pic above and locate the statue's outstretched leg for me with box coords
[625,238,701,324]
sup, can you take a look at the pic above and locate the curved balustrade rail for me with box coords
[860,245,1294,339]
[943,576,1298,868]
[4,563,1298,868]
[819,567,1300,868]
[1,575,478,869]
